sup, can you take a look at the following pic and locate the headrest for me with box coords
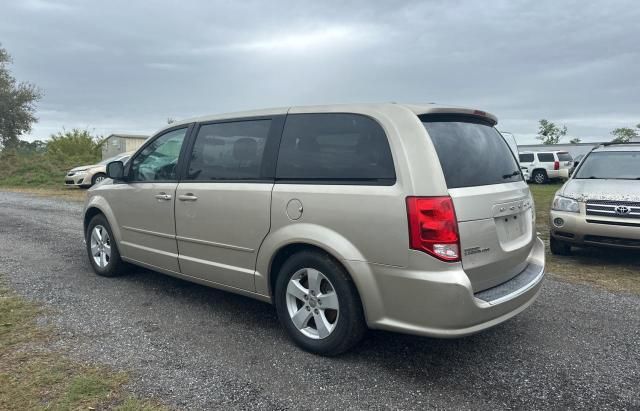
[233,137,257,161]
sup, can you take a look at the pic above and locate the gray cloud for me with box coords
[1,0,638,143]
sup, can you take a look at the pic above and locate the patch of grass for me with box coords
[529,183,640,294]
[0,281,165,411]
[0,186,87,202]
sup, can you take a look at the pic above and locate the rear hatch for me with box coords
[557,152,573,177]
[421,115,536,292]
[557,152,573,170]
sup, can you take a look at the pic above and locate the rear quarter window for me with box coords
[519,153,534,162]
[276,113,396,184]
[537,153,555,162]
[421,117,522,189]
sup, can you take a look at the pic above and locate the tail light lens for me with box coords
[554,161,560,170]
[406,196,460,262]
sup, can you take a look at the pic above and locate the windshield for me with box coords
[557,153,572,161]
[575,151,640,180]
[421,117,522,188]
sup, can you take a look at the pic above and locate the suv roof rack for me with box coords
[600,141,640,146]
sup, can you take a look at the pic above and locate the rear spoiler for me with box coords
[415,107,498,126]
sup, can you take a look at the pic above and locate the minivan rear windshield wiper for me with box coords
[502,171,520,179]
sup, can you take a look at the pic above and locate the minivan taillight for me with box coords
[554,161,560,170]
[406,196,460,262]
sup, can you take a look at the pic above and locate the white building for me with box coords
[102,134,148,159]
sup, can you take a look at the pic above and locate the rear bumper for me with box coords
[359,237,545,338]
[550,210,640,249]
[547,169,569,179]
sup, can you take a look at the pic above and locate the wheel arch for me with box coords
[83,197,123,245]
[91,172,107,185]
[264,241,376,325]
[256,224,380,323]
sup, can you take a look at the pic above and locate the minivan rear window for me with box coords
[276,113,396,184]
[421,116,522,189]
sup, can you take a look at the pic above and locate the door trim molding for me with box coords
[122,225,175,240]
[176,235,254,253]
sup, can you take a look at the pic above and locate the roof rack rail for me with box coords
[600,141,640,146]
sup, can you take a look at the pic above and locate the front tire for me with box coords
[92,173,107,186]
[274,250,366,356]
[86,214,128,277]
[550,235,572,255]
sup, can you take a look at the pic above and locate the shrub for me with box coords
[0,129,103,187]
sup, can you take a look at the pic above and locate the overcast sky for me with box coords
[1,0,638,144]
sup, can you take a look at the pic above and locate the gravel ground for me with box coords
[0,191,638,410]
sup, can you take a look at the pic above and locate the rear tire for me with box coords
[550,235,571,255]
[274,250,366,356]
[532,170,548,184]
[86,214,128,277]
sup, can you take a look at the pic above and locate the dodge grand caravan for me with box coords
[83,103,545,355]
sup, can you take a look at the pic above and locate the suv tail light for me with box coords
[554,160,560,170]
[406,196,460,262]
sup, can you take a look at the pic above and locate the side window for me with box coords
[130,128,187,181]
[519,153,534,162]
[537,153,555,162]
[186,120,271,180]
[276,113,395,184]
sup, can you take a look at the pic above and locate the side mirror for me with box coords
[106,161,125,180]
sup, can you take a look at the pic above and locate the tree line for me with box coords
[536,119,639,145]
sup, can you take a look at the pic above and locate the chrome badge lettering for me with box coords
[464,246,490,256]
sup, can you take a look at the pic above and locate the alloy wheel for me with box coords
[285,268,340,339]
[90,225,111,268]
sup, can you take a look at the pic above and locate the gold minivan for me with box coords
[83,104,545,355]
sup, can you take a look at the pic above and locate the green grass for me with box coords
[0,148,92,201]
[0,152,68,187]
[529,183,640,295]
[0,280,165,411]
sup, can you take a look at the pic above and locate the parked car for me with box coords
[549,142,640,255]
[518,151,573,184]
[65,152,133,188]
[83,104,545,355]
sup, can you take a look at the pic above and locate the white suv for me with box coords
[519,151,573,184]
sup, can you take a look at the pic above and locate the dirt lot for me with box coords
[0,190,638,409]
[530,183,640,294]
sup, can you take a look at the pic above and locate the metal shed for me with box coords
[102,134,148,159]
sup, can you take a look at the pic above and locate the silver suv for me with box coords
[550,142,640,254]
[83,104,545,355]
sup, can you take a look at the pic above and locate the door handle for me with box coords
[154,193,172,201]
[178,193,198,202]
